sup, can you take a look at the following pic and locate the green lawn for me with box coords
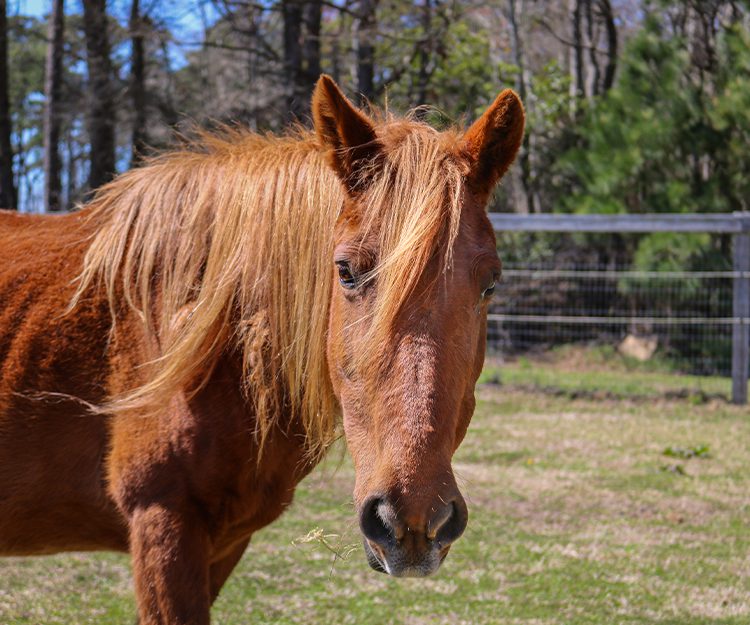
[2,357,749,624]
[483,345,733,400]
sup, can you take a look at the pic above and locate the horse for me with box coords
[0,75,524,624]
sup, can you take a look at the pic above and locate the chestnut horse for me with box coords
[0,76,523,624]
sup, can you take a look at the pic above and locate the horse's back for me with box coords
[0,209,127,555]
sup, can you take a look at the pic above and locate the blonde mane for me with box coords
[71,117,468,458]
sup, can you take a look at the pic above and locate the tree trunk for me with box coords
[281,0,321,120]
[569,0,585,103]
[354,0,378,103]
[130,0,147,165]
[44,0,64,211]
[282,0,304,121]
[508,0,535,214]
[330,1,349,84]
[65,124,77,208]
[0,0,16,209]
[414,0,433,107]
[303,1,321,91]
[584,0,600,96]
[599,0,617,92]
[82,0,116,190]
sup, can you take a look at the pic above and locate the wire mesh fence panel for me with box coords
[489,259,736,377]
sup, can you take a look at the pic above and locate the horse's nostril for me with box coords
[426,502,453,540]
[361,493,467,553]
[359,496,395,547]
[434,499,468,546]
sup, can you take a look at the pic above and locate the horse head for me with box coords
[314,76,524,577]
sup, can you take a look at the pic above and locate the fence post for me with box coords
[732,214,750,405]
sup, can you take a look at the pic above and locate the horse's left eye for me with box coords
[336,261,357,289]
[482,274,499,299]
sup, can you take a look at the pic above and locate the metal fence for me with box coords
[488,213,750,404]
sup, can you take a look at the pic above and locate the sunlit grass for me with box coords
[1,354,749,624]
[482,345,732,399]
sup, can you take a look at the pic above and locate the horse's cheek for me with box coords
[452,393,476,453]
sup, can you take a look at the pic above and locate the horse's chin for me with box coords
[362,539,448,578]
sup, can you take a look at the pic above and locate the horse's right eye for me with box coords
[336,261,357,289]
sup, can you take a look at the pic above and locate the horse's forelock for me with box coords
[351,122,468,373]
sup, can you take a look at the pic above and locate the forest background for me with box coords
[1,0,749,275]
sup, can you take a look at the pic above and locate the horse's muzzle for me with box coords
[358,494,468,577]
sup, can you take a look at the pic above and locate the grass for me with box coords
[2,354,749,624]
[481,345,732,400]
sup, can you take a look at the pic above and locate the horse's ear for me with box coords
[462,89,525,198]
[312,74,382,193]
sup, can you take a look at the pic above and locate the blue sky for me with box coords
[15,0,213,73]
[18,0,45,16]
[15,0,210,41]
